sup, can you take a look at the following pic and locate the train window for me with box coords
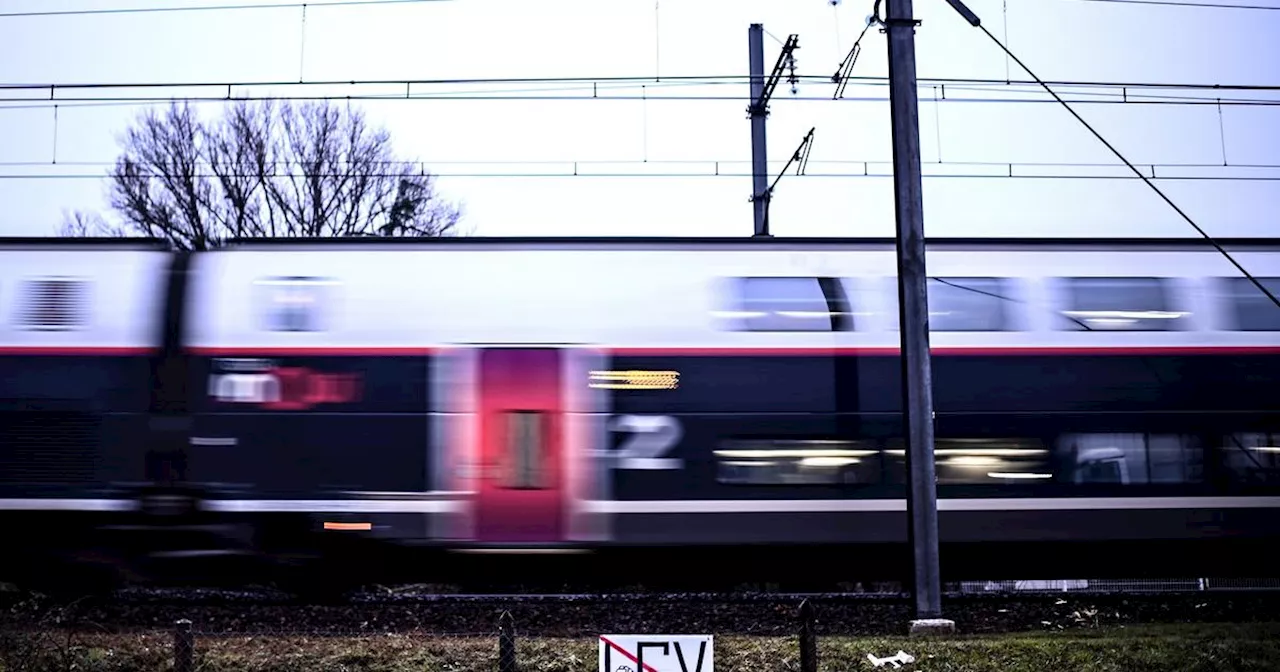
[883,438,1051,484]
[1060,434,1144,484]
[1220,277,1280,331]
[1220,433,1280,485]
[1058,433,1203,484]
[715,277,854,332]
[1056,277,1187,331]
[503,411,545,489]
[1147,435,1204,483]
[714,439,880,485]
[254,276,335,333]
[885,278,1015,331]
[14,277,88,331]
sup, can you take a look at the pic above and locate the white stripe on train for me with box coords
[578,496,1280,513]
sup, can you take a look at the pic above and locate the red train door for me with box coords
[474,348,565,543]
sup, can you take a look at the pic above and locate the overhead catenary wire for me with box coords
[0,78,743,111]
[3,0,1273,18]
[2,71,1277,110]
[940,82,1280,106]
[0,0,450,19]
[4,170,1278,181]
[2,91,1279,107]
[1056,0,1280,11]
[2,7,1273,221]
[4,73,1280,93]
[2,0,1274,18]
[4,158,1280,172]
[3,78,1278,113]
[947,1,1280,310]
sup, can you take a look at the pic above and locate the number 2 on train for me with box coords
[608,415,683,469]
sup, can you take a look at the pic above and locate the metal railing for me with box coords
[950,578,1280,594]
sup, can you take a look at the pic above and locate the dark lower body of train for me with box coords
[2,345,1278,593]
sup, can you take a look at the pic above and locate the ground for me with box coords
[2,622,1278,671]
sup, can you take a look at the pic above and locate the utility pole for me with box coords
[748,24,769,237]
[747,24,800,237]
[883,0,955,636]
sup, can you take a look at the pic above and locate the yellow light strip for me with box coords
[588,370,679,390]
[324,522,372,531]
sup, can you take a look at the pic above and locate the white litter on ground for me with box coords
[867,650,916,668]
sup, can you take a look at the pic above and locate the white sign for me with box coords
[599,635,713,672]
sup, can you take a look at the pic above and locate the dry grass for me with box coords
[2,622,1279,671]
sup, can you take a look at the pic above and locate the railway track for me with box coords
[9,576,1280,604]
[3,579,1279,639]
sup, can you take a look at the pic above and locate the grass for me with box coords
[2,622,1279,671]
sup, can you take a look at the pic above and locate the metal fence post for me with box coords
[799,599,816,672]
[173,619,194,672]
[498,610,517,672]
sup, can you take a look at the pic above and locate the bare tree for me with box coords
[62,99,463,248]
[58,210,129,238]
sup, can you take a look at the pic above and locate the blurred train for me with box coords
[1,235,1278,592]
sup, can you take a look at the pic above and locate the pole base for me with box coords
[908,618,957,637]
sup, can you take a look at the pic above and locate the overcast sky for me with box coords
[0,0,1277,239]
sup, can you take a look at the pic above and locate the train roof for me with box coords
[219,236,1280,252]
[0,237,170,250]
[3,236,1278,253]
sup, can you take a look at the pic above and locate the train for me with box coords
[1,235,1278,593]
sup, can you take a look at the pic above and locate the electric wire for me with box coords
[3,92,1278,107]
[2,0,1275,19]
[3,80,1278,112]
[960,11,1280,309]
[3,158,1278,171]
[2,170,1277,181]
[1059,0,1280,11]
[0,78,742,112]
[0,0,449,19]
[3,73,1278,93]
[4,0,1274,19]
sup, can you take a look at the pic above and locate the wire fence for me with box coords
[3,610,807,672]
[1,624,519,672]
[951,578,1280,594]
[3,579,1280,671]
[0,605,826,672]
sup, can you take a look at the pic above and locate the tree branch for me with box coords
[69,98,462,247]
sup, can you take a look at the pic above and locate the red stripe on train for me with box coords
[608,346,1280,356]
[186,346,437,356]
[186,345,1280,356]
[4,345,1279,357]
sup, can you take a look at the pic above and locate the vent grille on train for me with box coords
[16,277,89,330]
[0,412,100,485]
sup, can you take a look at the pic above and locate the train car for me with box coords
[175,236,1280,586]
[3,235,1280,591]
[0,238,185,587]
